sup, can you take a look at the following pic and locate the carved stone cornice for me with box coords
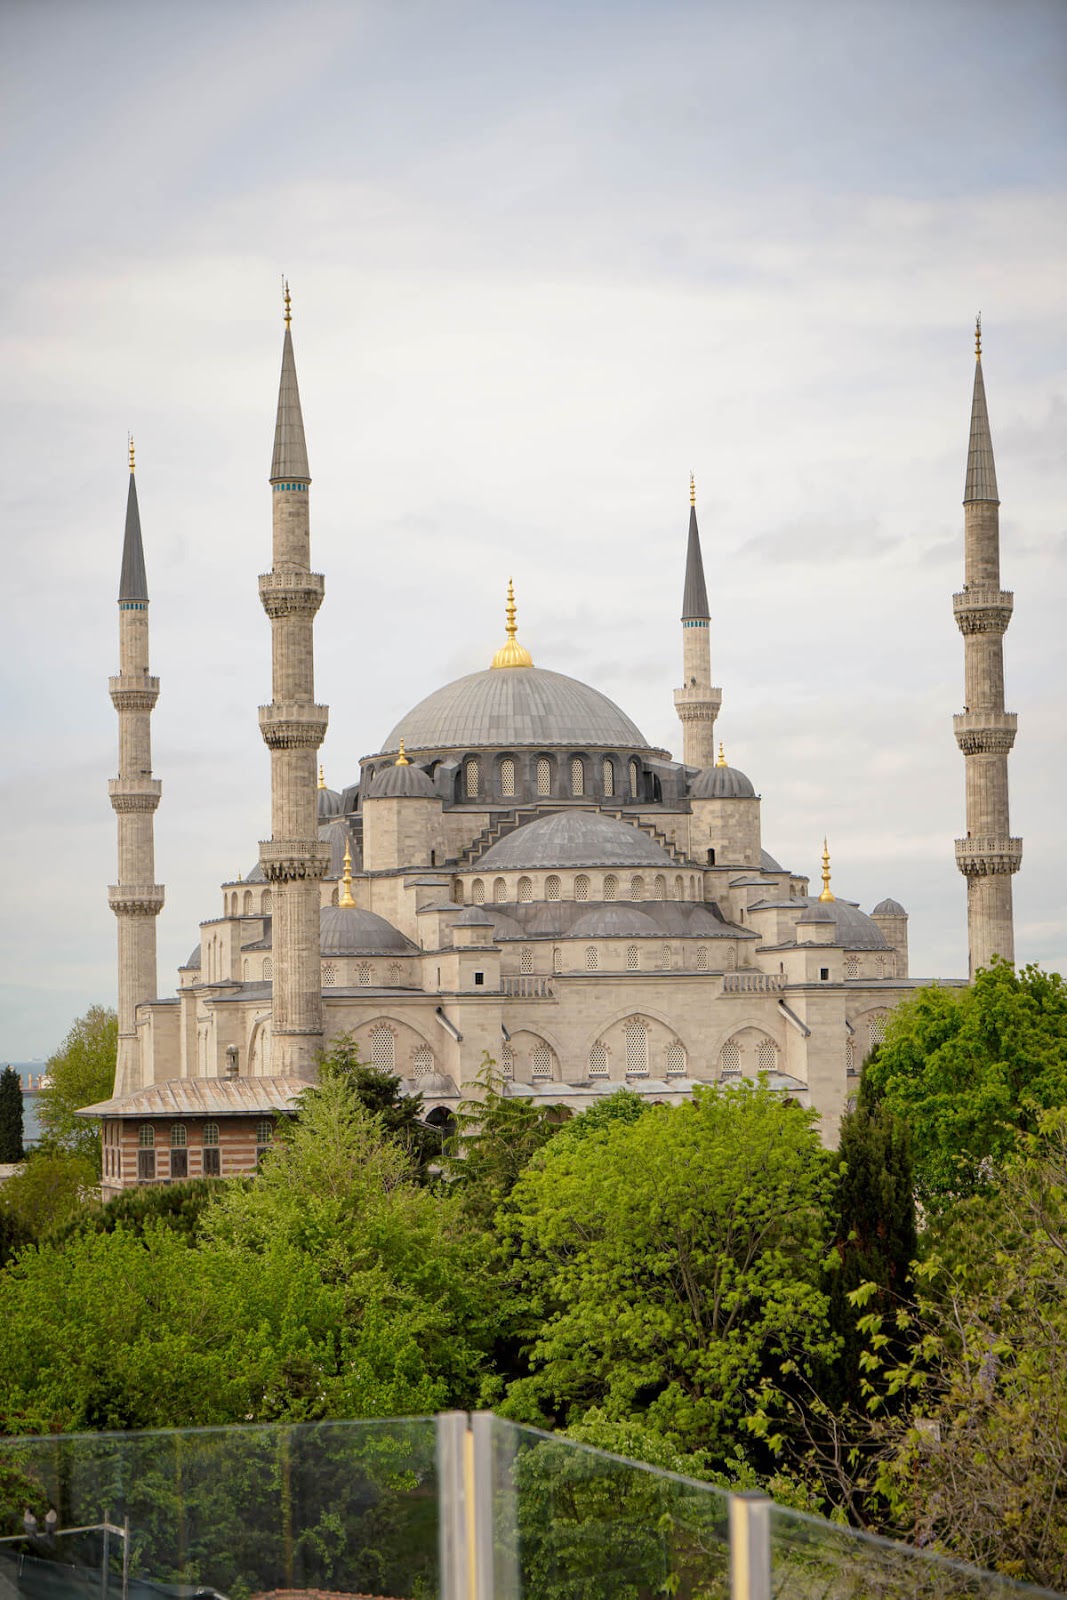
[258,839,330,883]
[673,686,723,722]
[955,837,1023,877]
[108,884,165,916]
[953,587,1013,636]
[953,710,1018,756]
[108,777,163,813]
[258,702,329,750]
[258,571,325,619]
[109,674,160,712]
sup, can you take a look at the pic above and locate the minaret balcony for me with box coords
[954,837,1023,877]
[258,703,329,750]
[673,684,723,721]
[953,587,1013,636]
[108,777,163,813]
[108,884,165,916]
[258,572,325,619]
[258,839,331,883]
[109,674,160,712]
[953,711,1017,756]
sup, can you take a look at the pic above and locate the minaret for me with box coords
[674,474,722,768]
[108,438,164,1095]
[257,284,329,1076]
[953,318,1021,976]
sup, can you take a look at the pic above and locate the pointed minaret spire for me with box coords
[270,280,310,483]
[674,475,721,768]
[953,319,1021,976]
[108,441,164,1095]
[819,838,835,903]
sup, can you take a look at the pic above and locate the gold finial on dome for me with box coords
[975,312,981,361]
[395,739,411,766]
[819,837,835,902]
[339,841,356,907]
[716,741,727,767]
[318,764,326,789]
[283,277,292,327]
[491,578,534,669]
[128,434,136,473]
[690,471,696,507]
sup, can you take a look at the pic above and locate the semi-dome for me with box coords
[760,849,784,872]
[381,666,650,755]
[317,784,343,821]
[368,761,437,799]
[872,897,907,916]
[478,811,674,871]
[690,764,756,800]
[320,906,414,954]
[184,944,201,969]
[797,898,888,948]
[570,905,661,938]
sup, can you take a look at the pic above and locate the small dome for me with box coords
[320,906,414,955]
[244,861,267,884]
[690,765,756,800]
[184,944,201,969]
[479,811,674,871]
[760,849,784,872]
[368,762,437,799]
[797,898,888,947]
[872,897,907,917]
[453,905,496,927]
[317,785,343,821]
[798,902,835,923]
[570,905,661,938]
[320,820,355,878]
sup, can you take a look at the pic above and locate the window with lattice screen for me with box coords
[665,1041,686,1076]
[390,962,402,985]
[354,963,369,986]
[546,875,560,901]
[263,958,273,980]
[571,757,585,796]
[720,1040,741,1075]
[675,875,685,900]
[624,1020,648,1075]
[465,758,479,798]
[500,757,516,798]
[552,947,562,973]
[626,945,639,971]
[501,1044,514,1079]
[654,875,667,900]
[661,944,671,970]
[413,1045,434,1077]
[536,757,551,796]
[322,962,336,987]
[845,955,859,979]
[589,1041,608,1076]
[629,759,639,796]
[518,876,533,903]
[472,879,485,904]
[575,875,590,902]
[603,874,617,902]
[370,1026,395,1071]
[520,947,533,974]
[532,1044,552,1079]
[630,875,644,901]
[263,891,272,914]
[602,758,615,796]
[696,946,708,970]
[494,878,507,903]
[585,946,599,971]
[870,1013,887,1045]
[846,1036,856,1075]
[758,1039,777,1073]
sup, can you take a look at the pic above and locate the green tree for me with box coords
[0,1066,23,1163]
[444,1055,562,1224]
[49,1176,223,1248]
[500,1084,837,1466]
[863,963,1067,1211]
[319,1030,442,1177]
[0,1151,98,1243]
[38,1005,118,1169]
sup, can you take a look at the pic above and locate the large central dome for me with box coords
[381,666,651,754]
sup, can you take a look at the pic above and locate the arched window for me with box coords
[665,1041,686,1076]
[626,945,639,971]
[494,877,507,904]
[845,955,859,979]
[603,874,618,902]
[472,878,485,905]
[661,943,672,970]
[575,874,590,902]
[846,1036,856,1075]
[602,758,615,797]
[262,891,272,915]
[413,1044,434,1077]
[389,962,402,985]
[256,1120,273,1146]
[870,1013,887,1046]
[531,1043,552,1079]
[358,962,371,987]
[624,1020,648,1076]
[500,756,516,798]
[243,890,253,915]
[552,947,562,973]
[654,874,667,900]
[243,960,250,980]
[588,1041,608,1076]
[137,1124,155,1182]
[720,1040,741,1075]
[370,1025,395,1071]
[630,875,644,901]
[170,1124,186,1147]
[545,874,560,902]
[465,757,480,798]
[331,887,339,906]
[202,1121,221,1177]
[536,757,552,797]
[203,1122,220,1146]
[571,757,585,797]
[263,957,273,981]
[629,758,640,797]
[322,962,337,987]
[501,1043,514,1079]
[454,880,465,904]
[758,1039,777,1073]
[518,875,534,903]
[690,875,697,899]
[696,946,708,971]
[674,874,684,900]
[585,946,599,971]
[520,947,533,974]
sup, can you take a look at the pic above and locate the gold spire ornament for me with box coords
[690,471,696,507]
[716,742,727,767]
[339,842,356,907]
[283,277,292,327]
[395,739,411,766]
[819,837,835,902]
[975,312,981,360]
[318,764,326,789]
[491,578,534,669]
[128,434,136,473]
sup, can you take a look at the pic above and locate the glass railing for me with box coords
[1,1414,1057,1600]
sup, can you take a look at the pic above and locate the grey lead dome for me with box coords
[478,811,674,871]
[381,666,650,754]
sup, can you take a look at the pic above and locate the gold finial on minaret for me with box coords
[716,741,727,767]
[339,841,356,907]
[491,578,534,669]
[395,739,411,766]
[819,837,835,902]
[237,870,242,882]
[975,312,982,361]
[690,471,696,507]
[283,277,292,328]
[128,434,135,473]
[318,764,326,789]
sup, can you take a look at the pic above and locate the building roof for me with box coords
[872,897,907,916]
[569,905,661,938]
[368,762,437,799]
[270,323,310,482]
[760,849,785,872]
[753,895,889,949]
[690,764,756,800]
[682,501,710,620]
[380,666,650,754]
[964,350,999,504]
[317,784,343,821]
[77,1075,314,1120]
[319,905,415,954]
[319,819,355,877]
[478,811,675,871]
[118,471,148,603]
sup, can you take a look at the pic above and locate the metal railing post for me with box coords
[729,1491,771,1600]
[437,1412,471,1600]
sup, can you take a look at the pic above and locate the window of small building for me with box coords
[474,970,485,986]
[256,1120,273,1145]
[370,1025,395,1071]
[820,967,830,982]
[536,756,552,797]
[706,848,716,866]
[870,1013,887,1046]
[575,874,590,902]
[602,758,615,797]
[139,1125,155,1148]
[624,1019,649,1076]
[720,1040,741,1076]
[171,1124,187,1147]
[545,874,560,902]
[585,946,599,971]
[588,1041,608,1076]
[203,1122,221,1177]
[413,1045,434,1077]
[758,1040,777,1073]
[518,876,533,903]
[665,1040,686,1076]
[531,1043,553,1079]
[570,757,585,797]
[137,1125,155,1182]
[500,756,516,798]
[465,757,480,798]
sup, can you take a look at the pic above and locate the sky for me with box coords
[1,0,1065,1057]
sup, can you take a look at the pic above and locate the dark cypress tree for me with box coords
[0,1066,24,1163]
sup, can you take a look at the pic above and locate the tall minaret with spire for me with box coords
[674,475,722,769]
[953,318,1022,976]
[108,439,164,1095]
[257,284,329,1076]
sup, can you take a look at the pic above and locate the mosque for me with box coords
[84,300,1020,1194]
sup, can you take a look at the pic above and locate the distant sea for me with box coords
[4,1064,45,1148]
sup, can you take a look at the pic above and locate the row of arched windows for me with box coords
[466,872,700,905]
[226,889,272,918]
[525,944,715,974]
[462,754,643,802]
